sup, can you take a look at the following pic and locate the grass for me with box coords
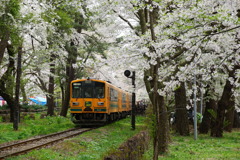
[0,113,75,144]
[143,129,240,160]
[7,116,146,160]
[2,115,239,160]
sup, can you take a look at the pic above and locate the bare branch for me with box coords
[30,34,45,46]
[205,25,240,36]
[112,9,140,36]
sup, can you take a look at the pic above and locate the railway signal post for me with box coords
[124,70,136,130]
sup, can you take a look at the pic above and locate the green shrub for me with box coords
[56,116,64,124]
[197,112,203,123]
[21,104,47,110]
[17,131,30,139]
[0,104,9,110]
[0,104,47,111]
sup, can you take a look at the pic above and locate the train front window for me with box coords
[84,86,93,98]
[95,82,104,98]
[72,81,105,98]
[72,82,82,98]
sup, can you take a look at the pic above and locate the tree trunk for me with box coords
[174,82,189,136]
[61,62,75,116]
[60,83,65,109]
[142,1,169,158]
[224,95,235,132]
[0,31,9,65]
[13,46,22,130]
[47,54,56,116]
[211,99,226,137]
[60,77,71,117]
[199,85,217,134]
[144,65,169,159]
[20,80,28,105]
[60,42,77,117]
[151,93,169,159]
[0,91,15,120]
[156,95,169,153]
[199,98,217,134]
[60,58,72,117]
[0,44,15,122]
[233,110,240,128]
[211,69,236,137]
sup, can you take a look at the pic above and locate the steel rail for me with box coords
[0,128,78,151]
[0,128,92,160]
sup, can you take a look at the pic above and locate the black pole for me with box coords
[132,92,136,130]
[124,70,136,130]
[131,71,136,130]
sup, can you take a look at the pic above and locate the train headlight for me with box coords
[72,102,79,106]
[98,102,104,105]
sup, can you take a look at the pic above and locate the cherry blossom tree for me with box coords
[0,0,23,124]
[17,0,109,116]
[0,0,239,154]
[95,0,240,157]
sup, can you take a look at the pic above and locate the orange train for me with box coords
[70,78,132,125]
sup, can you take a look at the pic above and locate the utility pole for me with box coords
[124,70,136,130]
[200,86,203,115]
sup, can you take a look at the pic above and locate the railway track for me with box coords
[0,128,93,160]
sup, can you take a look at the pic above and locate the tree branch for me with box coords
[112,10,140,36]
[205,25,240,36]
[30,34,45,46]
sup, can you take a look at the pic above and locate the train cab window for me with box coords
[83,81,105,98]
[94,82,105,98]
[84,87,93,98]
[72,81,105,98]
[72,82,82,98]
[95,87,104,98]
[83,80,93,98]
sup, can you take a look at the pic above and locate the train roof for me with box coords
[71,78,130,94]
[71,78,110,84]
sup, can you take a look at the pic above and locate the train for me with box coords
[70,78,132,125]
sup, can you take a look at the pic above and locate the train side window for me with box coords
[110,88,118,101]
[122,93,126,103]
[110,88,114,101]
[129,95,132,105]
[115,90,118,101]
